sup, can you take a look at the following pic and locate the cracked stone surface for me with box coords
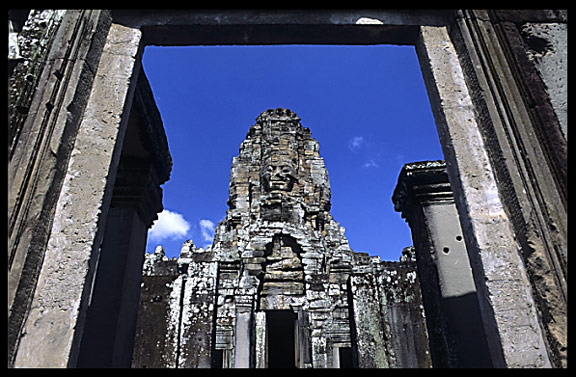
[132,108,430,368]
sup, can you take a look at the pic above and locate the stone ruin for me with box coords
[9,10,566,368]
[131,108,431,368]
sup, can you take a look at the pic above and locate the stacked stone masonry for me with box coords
[132,109,432,368]
[9,10,566,368]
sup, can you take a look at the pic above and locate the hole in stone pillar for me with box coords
[266,310,297,368]
[455,235,462,241]
[521,32,553,55]
[442,247,450,254]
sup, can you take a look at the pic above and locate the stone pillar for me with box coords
[295,306,312,368]
[416,25,552,368]
[177,249,218,368]
[452,11,566,367]
[310,329,328,368]
[393,161,491,367]
[13,22,144,368]
[254,312,267,368]
[233,296,253,368]
[76,206,145,366]
[331,346,340,368]
[76,162,164,367]
[349,273,390,368]
[7,10,111,367]
[72,51,171,367]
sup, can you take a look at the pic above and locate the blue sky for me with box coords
[142,44,443,261]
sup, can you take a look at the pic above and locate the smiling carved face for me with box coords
[262,161,296,192]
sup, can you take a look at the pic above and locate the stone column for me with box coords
[254,312,267,368]
[452,11,566,367]
[393,161,492,367]
[7,10,111,367]
[331,346,340,368]
[233,296,253,368]
[76,162,163,367]
[295,306,312,368]
[416,25,552,368]
[177,250,218,368]
[310,329,328,368]
[13,23,144,368]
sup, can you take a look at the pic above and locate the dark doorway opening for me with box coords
[212,349,223,368]
[267,310,297,368]
[339,347,354,368]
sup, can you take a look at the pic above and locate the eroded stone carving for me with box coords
[133,108,430,368]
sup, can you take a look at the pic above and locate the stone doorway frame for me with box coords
[13,10,565,368]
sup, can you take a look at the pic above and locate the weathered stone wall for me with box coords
[447,10,567,367]
[349,249,431,368]
[132,109,431,368]
[131,247,181,368]
[9,10,566,368]
[380,251,432,368]
[134,244,431,368]
[176,243,219,368]
[132,244,218,368]
[9,10,64,152]
[9,11,172,367]
[8,10,113,367]
[493,13,567,367]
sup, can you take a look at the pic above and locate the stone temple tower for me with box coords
[211,107,359,368]
[132,108,430,368]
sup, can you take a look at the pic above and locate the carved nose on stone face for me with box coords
[272,167,284,179]
[269,166,288,181]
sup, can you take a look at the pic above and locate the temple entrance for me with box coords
[266,310,297,368]
[339,347,354,368]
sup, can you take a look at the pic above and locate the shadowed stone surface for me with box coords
[132,109,431,368]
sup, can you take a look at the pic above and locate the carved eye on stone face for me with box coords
[272,165,294,182]
[281,166,292,176]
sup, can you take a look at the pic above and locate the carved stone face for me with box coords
[262,161,296,192]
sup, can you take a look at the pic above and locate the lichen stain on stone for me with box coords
[132,109,430,368]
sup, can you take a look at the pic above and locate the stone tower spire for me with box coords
[207,108,360,367]
[212,107,347,264]
[133,108,431,369]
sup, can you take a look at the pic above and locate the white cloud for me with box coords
[348,136,365,151]
[149,209,191,242]
[199,219,216,242]
[363,159,379,168]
